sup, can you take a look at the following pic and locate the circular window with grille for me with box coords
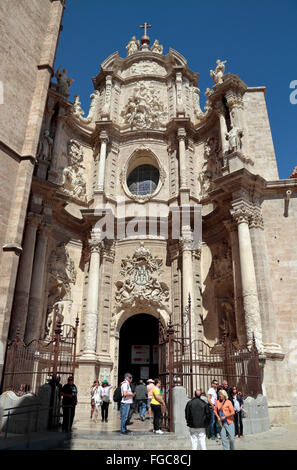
[127,164,160,197]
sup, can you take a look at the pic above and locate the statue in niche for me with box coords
[126,36,140,56]
[37,129,53,161]
[225,124,243,153]
[210,59,227,85]
[61,140,86,201]
[45,301,64,339]
[55,66,74,97]
[151,39,163,54]
[219,301,237,341]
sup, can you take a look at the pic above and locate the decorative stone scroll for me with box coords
[114,243,169,313]
[121,81,167,129]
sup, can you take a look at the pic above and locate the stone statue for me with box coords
[126,36,140,56]
[151,39,163,54]
[37,129,53,161]
[219,301,236,340]
[210,59,226,85]
[73,95,84,118]
[225,124,243,152]
[55,66,74,97]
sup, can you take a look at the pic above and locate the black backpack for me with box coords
[113,386,122,403]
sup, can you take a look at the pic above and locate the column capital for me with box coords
[230,202,252,225]
[249,206,264,230]
[26,212,42,228]
[99,130,109,143]
[225,89,244,110]
[88,238,103,254]
[177,127,187,141]
[180,226,193,251]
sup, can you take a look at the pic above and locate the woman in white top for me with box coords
[90,380,99,420]
[98,380,113,423]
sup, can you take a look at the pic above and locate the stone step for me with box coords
[60,432,221,450]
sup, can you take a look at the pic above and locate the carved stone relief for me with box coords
[114,243,170,314]
[45,242,77,338]
[60,139,87,202]
[121,81,167,129]
[198,136,222,197]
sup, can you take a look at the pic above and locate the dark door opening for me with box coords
[118,314,159,385]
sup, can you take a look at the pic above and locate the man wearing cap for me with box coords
[120,373,135,434]
[147,379,154,420]
[99,379,113,423]
[60,376,78,432]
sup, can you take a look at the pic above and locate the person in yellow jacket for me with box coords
[151,378,166,434]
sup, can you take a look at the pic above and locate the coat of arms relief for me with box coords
[114,243,170,313]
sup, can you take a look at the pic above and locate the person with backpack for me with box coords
[119,373,135,434]
[185,388,211,450]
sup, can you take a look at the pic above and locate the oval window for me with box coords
[127,164,159,196]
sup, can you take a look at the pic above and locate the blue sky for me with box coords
[54,0,297,179]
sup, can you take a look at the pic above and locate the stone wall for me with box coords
[261,195,297,423]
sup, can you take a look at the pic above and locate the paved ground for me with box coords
[1,406,296,450]
[60,406,297,451]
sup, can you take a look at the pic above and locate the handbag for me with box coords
[241,408,248,418]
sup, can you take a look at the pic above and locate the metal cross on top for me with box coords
[140,22,152,37]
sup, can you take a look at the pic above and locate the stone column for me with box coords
[230,202,263,353]
[215,101,229,157]
[82,237,102,357]
[180,225,195,340]
[101,75,112,120]
[97,131,109,191]
[10,212,42,339]
[24,223,51,343]
[48,106,65,182]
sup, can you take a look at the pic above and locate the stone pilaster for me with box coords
[177,127,190,205]
[96,130,109,192]
[230,201,263,353]
[10,212,42,339]
[180,225,195,340]
[223,219,246,345]
[249,203,283,356]
[82,237,102,358]
[24,222,51,343]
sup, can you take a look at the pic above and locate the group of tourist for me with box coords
[185,378,246,451]
[90,379,113,423]
[117,374,166,435]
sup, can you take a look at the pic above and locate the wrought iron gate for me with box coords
[1,318,79,396]
[159,297,263,432]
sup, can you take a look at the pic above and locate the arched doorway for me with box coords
[118,314,159,384]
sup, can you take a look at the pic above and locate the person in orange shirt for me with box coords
[214,389,235,450]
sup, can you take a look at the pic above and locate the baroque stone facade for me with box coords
[1,10,297,428]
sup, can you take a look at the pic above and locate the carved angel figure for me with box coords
[225,124,243,153]
[37,129,53,161]
[55,66,74,97]
[210,59,226,85]
[126,36,140,56]
[151,39,163,54]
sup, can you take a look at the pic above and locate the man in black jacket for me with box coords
[185,389,211,450]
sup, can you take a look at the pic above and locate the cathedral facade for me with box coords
[1,2,297,426]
